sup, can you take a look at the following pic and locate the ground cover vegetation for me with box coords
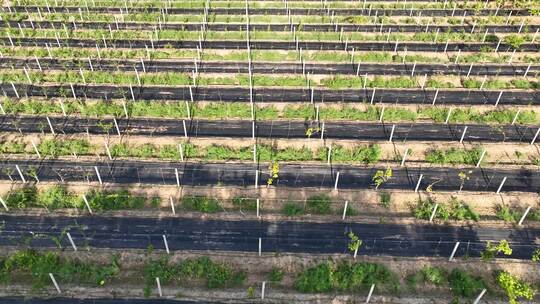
[1,99,537,125]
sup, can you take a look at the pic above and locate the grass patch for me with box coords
[379,192,391,209]
[182,196,221,213]
[294,261,399,293]
[0,249,119,289]
[495,205,521,223]
[305,194,332,215]
[232,197,257,212]
[143,256,245,297]
[282,202,305,216]
[317,144,381,164]
[411,198,479,221]
[267,267,285,283]
[425,147,483,165]
[85,189,146,211]
[38,139,91,157]
[448,269,486,298]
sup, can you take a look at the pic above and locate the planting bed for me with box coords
[0,0,539,303]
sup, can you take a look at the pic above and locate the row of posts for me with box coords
[42,229,490,303]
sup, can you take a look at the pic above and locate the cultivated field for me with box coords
[0,0,539,303]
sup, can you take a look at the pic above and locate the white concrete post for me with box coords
[379,106,385,122]
[410,61,416,77]
[255,169,259,189]
[113,117,121,136]
[23,66,32,84]
[183,120,188,138]
[175,168,180,187]
[256,198,260,218]
[473,289,487,304]
[449,241,460,261]
[523,63,531,77]
[49,273,61,293]
[401,148,409,167]
[454,49,461,64]
[46,116,55,135]
[70,83,77,99]
[82,195,92,214]
[494,91,503,107]
[170,196,176,215]
[459,126,468,143]
[15,165,26,183]
[0,197,8,211]
[511,109,521,125]
[475,150,486,168]
[388,124,396,142]
[320,122,325,140]
[445,107,453,124]
[253,144,257,163]
[518,206,531,226]
[163,235,170,254]
[466,63,473,78]
[342,201,348,220]
[365,284,375,303]
[252,120,256,140]
[530,128,540,145]
[334,171,340,190]
[327,145,332,165]
[496,176,507,194]
[31,140,41,158]
[414,174,423,192]
[178,144,184,162]
[261,281,266,299]
[140,58,146,73]
[104,141,112,160]
[429,203,439,222]
[10,82,19,99]
[258,237,262,256]
[156,277,162,297]
[66,232,77,251]
[432,89,439,105]
[94,166,103,185]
